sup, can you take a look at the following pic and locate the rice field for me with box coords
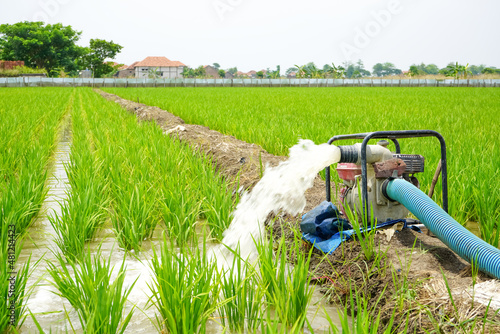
[1,86,499,333]
[104,87,500,246]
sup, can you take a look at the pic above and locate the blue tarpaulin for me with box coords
[300,201,419,254]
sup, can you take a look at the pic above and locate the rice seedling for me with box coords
[343,191,378,261]
[218,245,264,332]
[104,87,499,246]
[390,246,419,313]
[148,234,220,334]
[0,88,73,236]
[0,225,40,333]
[47,247,136,333]
[255,230,314,329]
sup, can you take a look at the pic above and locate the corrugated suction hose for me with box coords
[384,178,500,279]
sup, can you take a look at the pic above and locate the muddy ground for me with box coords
[97,90,499,333]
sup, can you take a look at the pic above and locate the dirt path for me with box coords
[96,89,499,333]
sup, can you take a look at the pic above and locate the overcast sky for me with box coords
[1,0,499,72]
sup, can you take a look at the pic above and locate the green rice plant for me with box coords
[218,245,264,332]
[0,88,72,236]
[50,160,109,260]
[390,242,419,313]
[111,182,159,252]
[160,186,201,246]
[47,247,136,333]
[255,230,314,329]
[148,234,220,334]
[343,190,378,261]
[329,282,398,334]
[0,221,41,332]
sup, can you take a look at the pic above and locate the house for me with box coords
[134,56,185,79]
[204,65,220,78]
[203,65,235,79]
[115,61,138,78]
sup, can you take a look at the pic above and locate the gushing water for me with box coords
[215,139,341,261]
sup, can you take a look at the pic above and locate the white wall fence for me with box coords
[1,77,499,88]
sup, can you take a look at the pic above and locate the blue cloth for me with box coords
[302,216,408,254]
[300,201,350,239]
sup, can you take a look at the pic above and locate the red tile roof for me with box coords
[135,56,185,67]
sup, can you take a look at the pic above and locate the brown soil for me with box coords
[96,89,499,333]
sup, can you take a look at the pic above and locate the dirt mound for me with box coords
[97,89,499,333]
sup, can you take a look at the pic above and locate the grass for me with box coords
[47,247,136,333]
[104,87,500,247]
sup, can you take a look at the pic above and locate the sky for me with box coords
[1,0,499,72]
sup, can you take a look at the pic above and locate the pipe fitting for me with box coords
[338,143,393,164]
[338,146,359,163]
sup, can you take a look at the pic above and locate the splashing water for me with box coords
[214,139,341,262]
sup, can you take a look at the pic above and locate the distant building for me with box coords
[116,62,138,78]
[0,60,24,70]
[204,65,220,78]
[134,56,185,79]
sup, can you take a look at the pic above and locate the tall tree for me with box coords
[80,39,123,78]
[0,21,84,76]
[343,60,370,78]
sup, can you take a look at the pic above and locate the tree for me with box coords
[285,67,296,76]
[482,67,500,75]
[213,63,220,69]
[148,67,162,79]
[469,64,485,75]
[343,60,370,78]
[424,64,439,75]
[440,62,471,79]
[408,65,421,77]
[227,67,237,75]
[266,65,280,79]
[218,69,226,78]
[182,65,206,78]
[293,64,306,78]
[0,21,84,76]
[80,39,123,78]
[256,71,264,79]
[372,62,402,77]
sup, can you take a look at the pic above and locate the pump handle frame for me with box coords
[325,130,448,214]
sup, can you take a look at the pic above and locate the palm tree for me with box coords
[294,64,306,78]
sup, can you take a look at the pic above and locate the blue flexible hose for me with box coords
[385,178,500,279]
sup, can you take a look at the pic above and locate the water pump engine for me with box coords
[336,141,425,223]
